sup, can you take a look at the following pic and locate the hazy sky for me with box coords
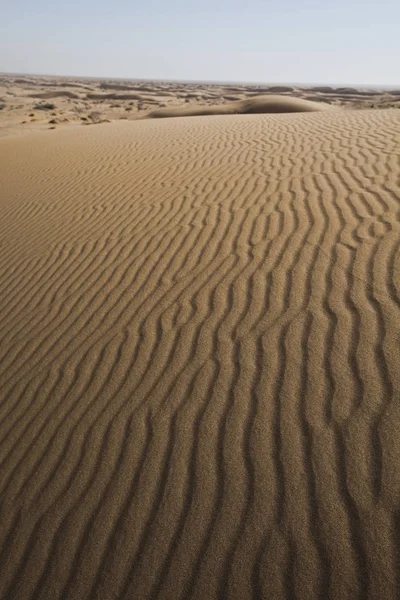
[2,0,399,85]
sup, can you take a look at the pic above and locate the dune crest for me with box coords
[145,94,333,118]
[0,109,399,600]
[27,91,80,100]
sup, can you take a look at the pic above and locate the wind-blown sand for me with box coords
[0,108,399,600]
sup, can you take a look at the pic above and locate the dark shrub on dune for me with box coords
[34,102,56,110]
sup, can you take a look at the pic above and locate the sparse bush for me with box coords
[88,111,103,123]
[34,102,56,111]
[82,111,110,125]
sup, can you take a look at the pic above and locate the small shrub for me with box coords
[88,111,102,123]
[34,102,56,111]
[82,112,110,125]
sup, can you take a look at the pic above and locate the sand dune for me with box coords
[86,93,143,100]
[11,78,87,89]
[28,91,80,100]
[146,94,333,118]
[100,83,142,91]
[262,86,295,93]
[98,83,165,93]
[0,108,399,600]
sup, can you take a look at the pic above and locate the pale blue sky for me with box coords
[1,0,399,85]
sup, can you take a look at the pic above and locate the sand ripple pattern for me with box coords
[0,109,399,600]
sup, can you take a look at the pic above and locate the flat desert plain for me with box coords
[0,76,400,600]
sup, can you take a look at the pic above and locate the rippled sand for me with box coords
[0,108,399,599]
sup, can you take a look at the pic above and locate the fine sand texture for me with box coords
[0,109,400,600]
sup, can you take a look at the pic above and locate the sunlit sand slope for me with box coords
[0,109,399,600]
[145,94,333,118]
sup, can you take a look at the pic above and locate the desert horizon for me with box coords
[1,73,400,140]
[2,71,399,88]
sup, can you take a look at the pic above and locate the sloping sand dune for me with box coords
[0,109,399,600]
[146,94,332,118]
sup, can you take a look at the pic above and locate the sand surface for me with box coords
[0,108,400,600]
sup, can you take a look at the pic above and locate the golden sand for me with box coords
[0,108,399,599]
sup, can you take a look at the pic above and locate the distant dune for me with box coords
[28,91,80,99]
[98,83,162,93]
[86,92,143,101]
[146,94,333,118]
[100,83,142,91]
[264,85,295,93]
[0,108,399,600]
[2,76,400,138]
